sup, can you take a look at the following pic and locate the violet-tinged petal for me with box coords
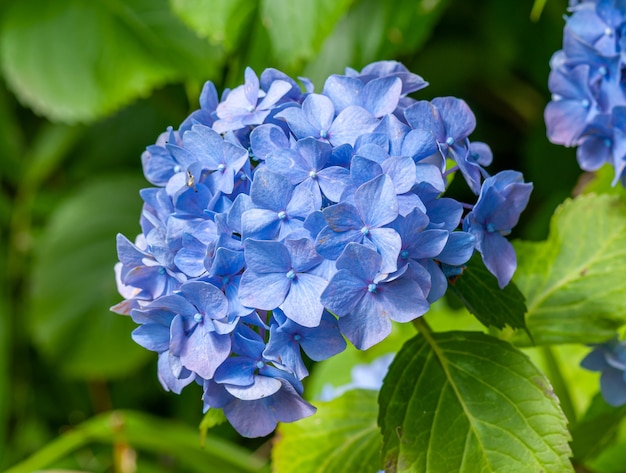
[338,296,393,350]
[238,271,291,310]
[320,269,367,316]
[223,378,316,438]
[361,76,402,117]
[180,325,231,380]
[250,123,291,161]
[431,97,476,141]
[328,106,379,146]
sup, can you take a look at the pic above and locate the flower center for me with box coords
[193,313,203,323]
[159,267,166,275]
[309,170,317,179]
[286,269,296,279]
[367,283,377,293]
[173,165,181,173]
[360,226,369,235]
[401,250,409,259]
[256,360,265,369]
[222,275,230,285]
[293,334,301,341]
[320,129,328,139]
[217,163,226,172]
[278,210,287,220]
[446,136,454,146]
[246,105,255,113]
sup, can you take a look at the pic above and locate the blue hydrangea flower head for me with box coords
[113,60,531,437]
[581,338,626,406]
[546,0,626,185]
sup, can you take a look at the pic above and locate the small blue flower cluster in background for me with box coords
[545,0,626,186]
[581,338,626,406]
[113,61,532,437]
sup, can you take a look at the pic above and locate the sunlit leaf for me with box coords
[169,0,257,52]
[0,0,222,123]
[511,194,626,346]
[273,389,381,473]
[379,331,573,472]
[260,0,353,71]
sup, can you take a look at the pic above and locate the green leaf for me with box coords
[260,0,353,71]
[4,410,267,473]
[570,393,626,462]
[273,389,381,473]
[306,320,414,401]
[303,0,450,86]
[169,0,257,51]
[511,194,626,346]
[200,408,227,445]
[0,0,222,123]
[448,253,527,331]
[580,163,626,198]
[28,175,151,379]
[379,331,573,473]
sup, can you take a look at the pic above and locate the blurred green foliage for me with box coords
[0,0,589,470]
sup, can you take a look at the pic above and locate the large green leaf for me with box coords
[260,0,354,71]
[273,389,381,473]
[448,253,527,331]
[28,175,151,379]
[0,0,221,123]
[510,194,626,346]
[379,331,573,473]
[169,0,257,52]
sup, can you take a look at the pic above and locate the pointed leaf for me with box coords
[260,0,353,70]
[379,331,573,473]
[511,194,626,346]
[448,253,527,331]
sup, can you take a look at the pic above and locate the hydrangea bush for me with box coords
[112,61,533,437]
[5,0,626,471]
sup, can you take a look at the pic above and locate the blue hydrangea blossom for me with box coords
[113,60,531,437]
[581,338,626,406]
[545,0,626,185]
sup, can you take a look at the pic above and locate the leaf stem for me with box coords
[412,316,433,336]
[540,346,577,428]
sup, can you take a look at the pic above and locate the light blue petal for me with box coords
[280,273,327,327]
[329,105,379,146]
[356,174,398,228]
[239,270,291,310]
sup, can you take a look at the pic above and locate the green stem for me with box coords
[530,0,548,22]
[5,410,269,473]
[540,346,577,428]
[412,316,433,336]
